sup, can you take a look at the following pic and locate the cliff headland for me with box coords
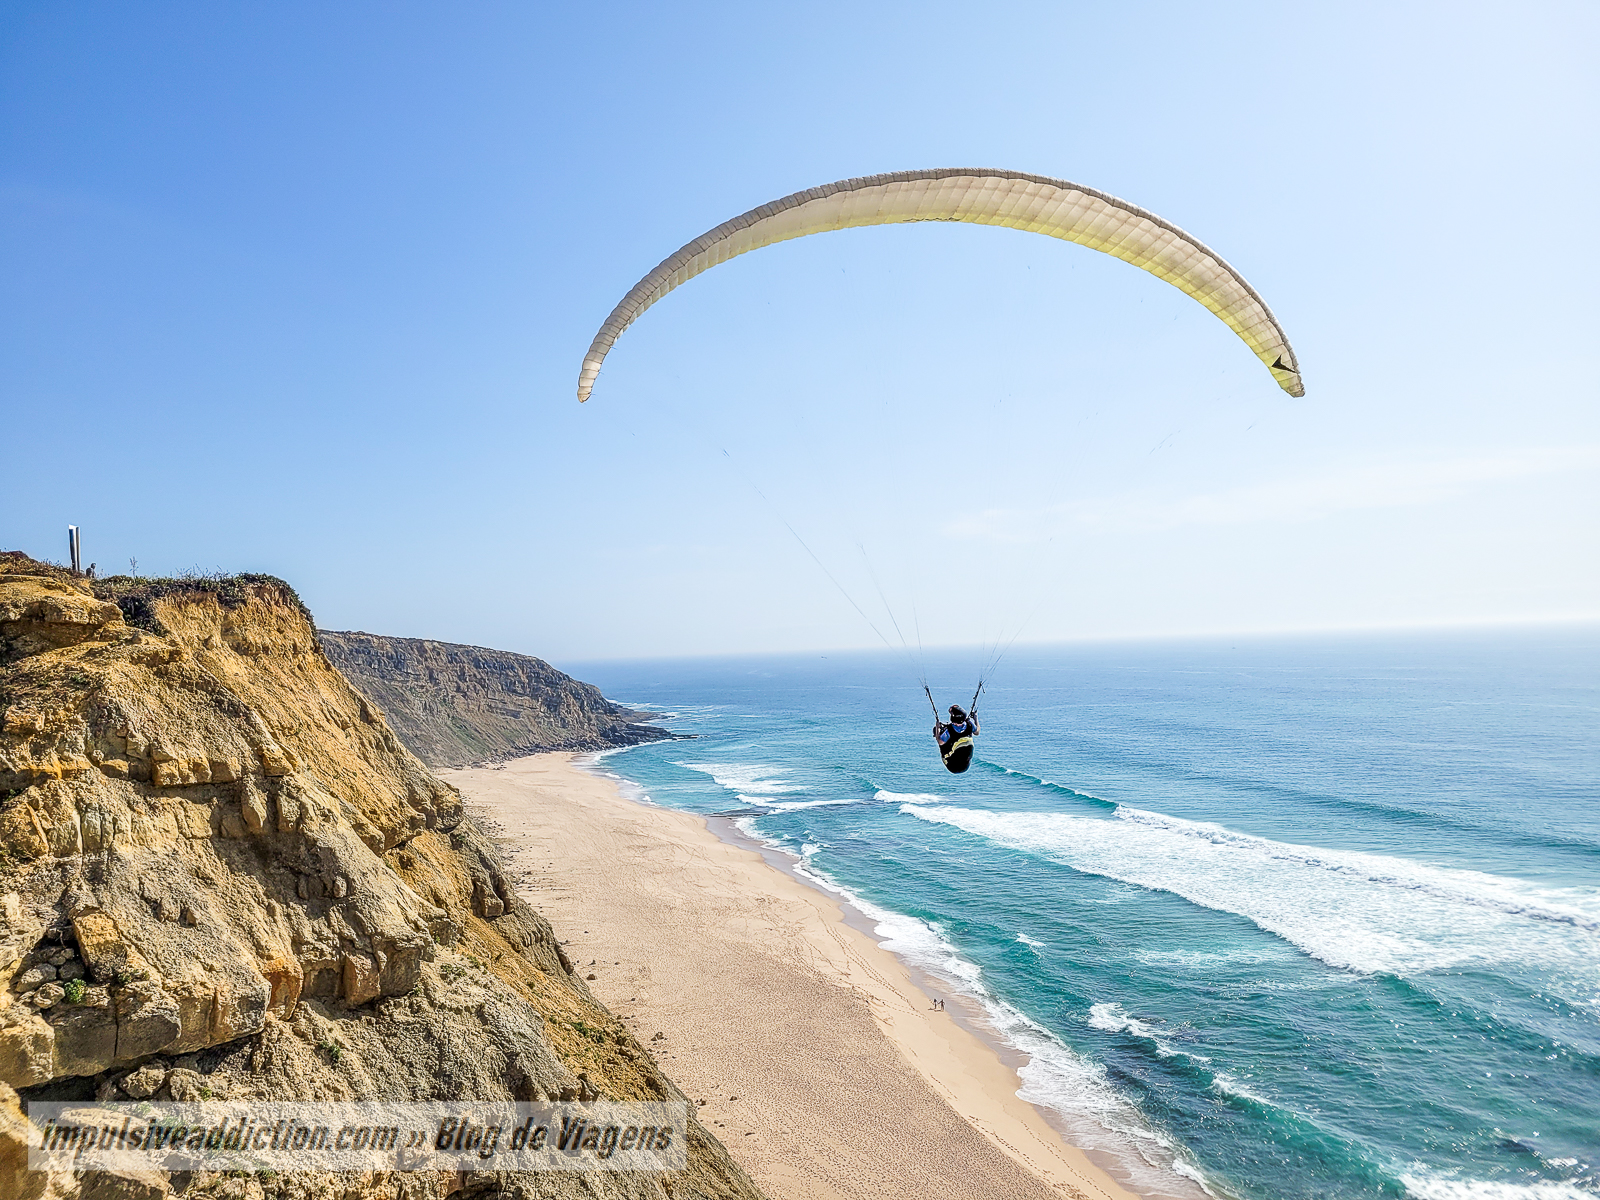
[318,632,668,770]
[0,554,761,1200]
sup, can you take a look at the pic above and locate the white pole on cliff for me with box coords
[68,526,81,575]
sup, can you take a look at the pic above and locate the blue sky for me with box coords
[3,1,1596,660]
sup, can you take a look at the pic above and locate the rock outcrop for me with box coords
[0,555,762,1200]
[318,632,669,769]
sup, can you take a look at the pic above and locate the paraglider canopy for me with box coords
[578,167,1303,402]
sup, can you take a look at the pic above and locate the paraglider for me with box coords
[577,167,1304,403]
[933,704,980,774]
[926,684,983,774]
[576,168,1304,773]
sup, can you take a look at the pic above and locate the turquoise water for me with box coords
[567,629,1600,1199]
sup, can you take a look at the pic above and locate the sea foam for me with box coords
[873,788,946,804]
[676,761,806,795]
[1088,1002,1211,1064]
[899,803,1600,995]
[1399,1172,1596,1200]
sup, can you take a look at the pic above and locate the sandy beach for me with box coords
[442,752,1144,1200]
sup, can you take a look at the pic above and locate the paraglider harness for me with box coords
[928,683,982,774]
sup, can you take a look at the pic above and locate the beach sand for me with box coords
[442,753,1144,1200]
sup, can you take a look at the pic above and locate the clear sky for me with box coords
[3,2,1596,661]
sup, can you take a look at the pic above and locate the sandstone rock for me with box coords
[56,959,84,982]
[163,1067,206,1101]
[119,1062,167,1099]
[1,1081,48,1200]
[62,885,97,919]
[0,808,49,863]
[0,1011,53,1087]
[29,793,84,857]
[258,743,293,776]
[341,953,381,1006]
[0,908,39,993]
[1,708,42,735]
[277,786,301,831]
[49,994,117,1077]
[30,983,64,1009]
[0,585,122,650]
[166,979,216,1052]
[474,878,505,919]
[259,956,303,1016]
[42,946,74,968]
[331,876,348,899]
[113,982,180,1061]
[166,975,268,1054]
[16,963,55,990]
[72,911,155,986]
[80,807,116,853]
[240,782,268,833]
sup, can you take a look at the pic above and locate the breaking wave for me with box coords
[900,803,1600,995]
[676,761,806,795]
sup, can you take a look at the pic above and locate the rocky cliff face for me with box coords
[318,632,668,770]
[0,556,762,1200]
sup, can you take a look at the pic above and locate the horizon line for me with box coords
[552,612,1600,666]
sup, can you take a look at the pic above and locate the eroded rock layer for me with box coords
[318,632,668,769]
[0,555,762,1200]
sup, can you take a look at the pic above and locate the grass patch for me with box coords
[570,1020,611,1043]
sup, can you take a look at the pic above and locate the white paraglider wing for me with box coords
[578,168,1303,401]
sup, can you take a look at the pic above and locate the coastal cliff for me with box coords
[0,555,763,1200]
[319,632,668,769]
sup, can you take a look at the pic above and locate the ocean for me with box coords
[566,628,1600,1200]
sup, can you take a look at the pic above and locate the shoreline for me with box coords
[444,751,1159,1200]
[699,813,1188,1198]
